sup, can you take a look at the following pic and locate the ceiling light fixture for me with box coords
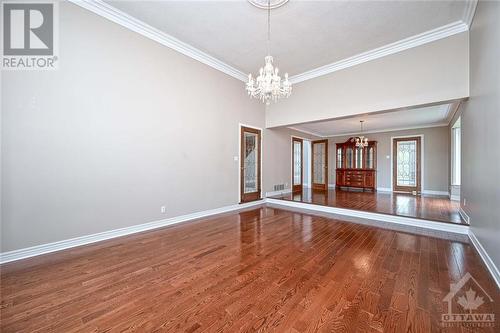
[355,120,369,148]
[245,0,292,105]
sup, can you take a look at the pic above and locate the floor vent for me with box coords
[274,184,285,191]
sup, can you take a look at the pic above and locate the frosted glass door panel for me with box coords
[293,141,302,185]
[313,143,326,183]
[396,141,417,186]
[244,132,258,193]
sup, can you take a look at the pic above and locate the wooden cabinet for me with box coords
[335,138,377,191]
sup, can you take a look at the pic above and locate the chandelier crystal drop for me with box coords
[355,120,369,148]
[246,0,292,105]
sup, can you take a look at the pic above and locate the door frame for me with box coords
[239,124,263,203]
[391,135,424,194]
[311,139,329,191]
[291,137,304,193]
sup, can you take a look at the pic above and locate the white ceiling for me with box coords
[290,104,455,137]
[105,0,470,76]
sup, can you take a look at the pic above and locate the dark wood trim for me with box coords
[240,126,261,203]
[291,137,303,193]
[392,136,421,194]
[311,139,328,191]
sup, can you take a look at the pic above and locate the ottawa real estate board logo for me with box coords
[2,1,58,69]
[441,272,495,328]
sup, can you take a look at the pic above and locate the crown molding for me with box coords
[67,0,248,82]
[445,102,461,125]
[69,1,473,85]
[292,122,449,139]
[463,0,478,28]
[289,21,468,84]
[287,126,324,138]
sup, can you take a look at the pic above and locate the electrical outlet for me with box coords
[161,206,166,214]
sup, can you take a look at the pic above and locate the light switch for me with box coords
[234,156,239,161]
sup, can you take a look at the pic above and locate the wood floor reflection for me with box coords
[272,188,464,224]
[1,207,496,332]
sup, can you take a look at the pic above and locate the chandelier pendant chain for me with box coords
[245,0,292,105]
[267,0,271,55]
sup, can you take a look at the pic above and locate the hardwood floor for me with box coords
[272,188,464,224]
[1,207,497,332]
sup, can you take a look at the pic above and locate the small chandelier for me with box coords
[246,0,292,105]
[355,120,369,148]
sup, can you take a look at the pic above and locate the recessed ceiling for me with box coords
[104,0,469,76]
[290,104,455,137]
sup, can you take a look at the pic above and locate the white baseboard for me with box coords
[265,189,292,197]
[376,188,450,196]
[266,198,469,235]
[422,190,450,196]
[459,207,470,224]
[0,200,265,264]
[468,230,500,289]
[450,194,460,201]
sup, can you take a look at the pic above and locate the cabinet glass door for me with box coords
[346,147,353,168]
[336,147,343,168]
[355,147,363,168]
[367,146,374,169]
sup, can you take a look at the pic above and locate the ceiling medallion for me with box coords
[245,0,292,105]
[248,0,289,10]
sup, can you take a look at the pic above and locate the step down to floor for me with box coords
[265,198,469,242]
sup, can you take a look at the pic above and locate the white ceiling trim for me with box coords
[289,123,450,139]
[68,0,248,82]
[288,126,323,138]
[289,21,468,84]
[463,0,478,28]
[69,0,475,85]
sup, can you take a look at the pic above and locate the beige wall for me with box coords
[327,126,450,192]
[266,32,469,128]
[1,3,266,251]
[263,128,319,194]
[460,1,500,268]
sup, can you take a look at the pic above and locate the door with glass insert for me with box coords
[240,126,261,202]
[393,137,421,194]
[312,139,328,191]
[292,137,303,193]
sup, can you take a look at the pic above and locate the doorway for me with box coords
[291,137,312,193]
[311,139,328,191]
[240,126,261,203]
[392,136,421,194]
[292,137,303,193]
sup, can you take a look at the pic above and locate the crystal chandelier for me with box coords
[355,121,369,148]
[245,0,292,105]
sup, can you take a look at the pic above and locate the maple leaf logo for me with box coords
[457,288,484,313]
